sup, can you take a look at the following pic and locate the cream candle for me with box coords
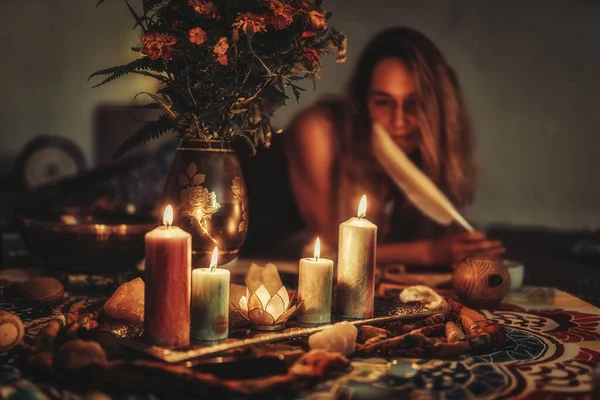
[298,238,334,325]
[337,195,377,319]
[144,205,192,348]
[191,247,230,342]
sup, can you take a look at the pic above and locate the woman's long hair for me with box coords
[338,27,477,238]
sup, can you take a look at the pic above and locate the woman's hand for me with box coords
[427,231,505,266]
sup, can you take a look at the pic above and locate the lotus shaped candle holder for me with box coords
[233,284,300,331]
[231,262,301,330]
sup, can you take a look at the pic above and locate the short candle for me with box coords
[191,247,230,342]
[298,237,334,325]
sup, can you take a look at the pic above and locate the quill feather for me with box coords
[371,123,474,232]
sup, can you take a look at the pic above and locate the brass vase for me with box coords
[162,139,248,267]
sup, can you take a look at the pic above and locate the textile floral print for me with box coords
[179,162,220,243]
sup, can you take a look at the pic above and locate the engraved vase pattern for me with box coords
[162,140,248,267]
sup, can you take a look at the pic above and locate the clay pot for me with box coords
[452,256,511,309]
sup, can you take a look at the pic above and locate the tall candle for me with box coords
[144,205,191,348]
[298,237,333,325]
[337,195,377,319]
[191,247,230,342]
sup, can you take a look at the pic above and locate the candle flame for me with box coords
[314,237,320,261]
[357,195,367,218]
[209,246,219,271]
[163,205,173,228]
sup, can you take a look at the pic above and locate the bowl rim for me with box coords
[18,214,156,235]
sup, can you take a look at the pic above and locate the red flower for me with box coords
[213,37,229,55]
[188,27,207,45]
[301,31,316,39]
[265,0,295,30]
[141,33,177,61]
[232,12,266,39]
[217,53,228,66]
[303,48,321,68]
[188,0,219,19]
[308,10,327,30]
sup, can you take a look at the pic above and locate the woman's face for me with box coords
[367,58,420,154]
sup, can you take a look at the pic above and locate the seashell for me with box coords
[55,339,107,371]
[0,310,24,351]
[18,277,65,306]
[452,256,510,309]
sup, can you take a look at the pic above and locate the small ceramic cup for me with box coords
[503,259,525,290]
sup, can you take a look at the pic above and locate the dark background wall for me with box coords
[1,0,599,230]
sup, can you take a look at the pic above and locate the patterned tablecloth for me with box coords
[0,270,598,400]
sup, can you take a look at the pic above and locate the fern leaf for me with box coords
[113,115,178,159]
[134,91,177,119]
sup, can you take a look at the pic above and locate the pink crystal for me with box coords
[308,322,358,356]
[104,277,144,324]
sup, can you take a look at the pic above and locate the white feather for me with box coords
[371,123,474,232]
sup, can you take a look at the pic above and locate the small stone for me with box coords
[104,277,144,324]
[18,277,64,307]
[308,322,358,356]
[0,310,24,351]
[55,339,107,371]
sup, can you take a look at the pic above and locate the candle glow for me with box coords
[357,195,367,218]
[163,205,173,227]
[314,237,321,261]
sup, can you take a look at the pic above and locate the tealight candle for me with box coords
[144,205,191,348]
[298,237,334,325]
[337,195,377,319]
[191,247,230,342]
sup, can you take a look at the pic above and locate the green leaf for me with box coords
[113,114,178,159]
[134,91,177,118]
[125,0,147,33]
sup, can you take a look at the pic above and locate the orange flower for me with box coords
[141,32,177,60]
[303,48,321,68]
[217,53,228,66]
[188,0,219,19]
[232,12,266,38]
[188,27,207,45]
[308,10,327,29]
[301,31,316,39]
[213,37,229,55]
[265,0,294,30]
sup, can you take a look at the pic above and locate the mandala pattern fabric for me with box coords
[1,275,599,399]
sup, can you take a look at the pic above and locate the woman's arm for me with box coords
[285,108,338,244]
[378,232,505,266]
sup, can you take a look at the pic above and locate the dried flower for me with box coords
[308,10,327,30]
[265,0,295,30]
[188,27,207,45]
[188,0,219,19]
[213,37,229,55]
[232,12,266,38]
[217,53,228,66]
[141,33,177,60]
[301,31,317,39]
[303,48,321,68]
[328,28,347,63]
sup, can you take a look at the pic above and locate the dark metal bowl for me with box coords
[18,208,156,273]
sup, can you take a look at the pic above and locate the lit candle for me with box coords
[191,247,230,342]
[144,205,192,348]
[337,195,377,319]
[298,237,334,325]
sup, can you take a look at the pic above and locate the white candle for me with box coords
[145,205,192,348]
[298,237,334,325]
[191,247,230,342]
[337,195,377,319]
